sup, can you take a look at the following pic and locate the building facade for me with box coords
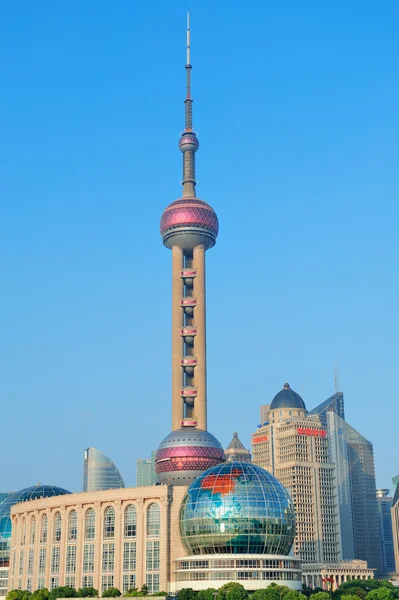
[0,485,70,598]
[9,486,186,595]
[252,383,342,564]
[376,489,395,574]
[302,560,374,589]
[346,424,381,573]
[136,453,158,487]
[391,482,399,574]
[310,391,381,573]
[325,411,355,560]
[83,448,125,493]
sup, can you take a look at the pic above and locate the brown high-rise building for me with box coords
[155,14,225,486]
[252,383,342,564]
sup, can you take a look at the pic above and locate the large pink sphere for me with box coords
[160,197,219,251]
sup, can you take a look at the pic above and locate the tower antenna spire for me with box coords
[186,11,191,68]
[179,11,198,197]
[334,364,340,394]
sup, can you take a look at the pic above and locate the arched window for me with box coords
[85,508,95,540]
[68,510,77,541]
[146,504,160,537]
[30,517,36,545]
[53,512,62,542]
[124,505,136,538]
[40,514,48,544]
[103,507,115,539]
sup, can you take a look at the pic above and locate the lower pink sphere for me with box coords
[155,428,226,486]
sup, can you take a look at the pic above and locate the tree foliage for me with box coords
[197,589,217,600]
[31,589,50,600]
[7,591,31,600]
[366,590,396,600]
[49,587,77,600]
[225,586,248,600]
[310,593,331,600]
[77,589,98,598]
[177,589,197,600]
[102,589,121,598]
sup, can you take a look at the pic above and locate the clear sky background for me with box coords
[1,0,398,493]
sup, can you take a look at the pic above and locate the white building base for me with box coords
[173,555,302,592]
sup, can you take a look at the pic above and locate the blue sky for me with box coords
[1,0,398,493]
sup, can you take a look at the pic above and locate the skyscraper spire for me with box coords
[179,11,199,197]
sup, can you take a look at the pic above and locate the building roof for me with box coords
[270,383,306,411]
[225,432,251,462]
[309,391,345,420]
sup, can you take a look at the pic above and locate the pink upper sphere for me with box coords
[160,197,219,238]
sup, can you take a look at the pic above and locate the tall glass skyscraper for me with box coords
[346,423,381,574]
[83,447,125,492]
[310,391,381,573]
[376,489,395,574]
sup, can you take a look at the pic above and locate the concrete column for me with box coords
[160,498,169,593]
[75,505,84,590]
[59,508,67,585]
[192,245,206,430]
[135,499,144,589]
[44,511,52,590]
[94,503,102,593]
[31,512,40,591]
[172,245,184,430]
[114,501,122,592]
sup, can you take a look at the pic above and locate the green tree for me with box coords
[197,589,217,600]
[140,587,149,597]
[7,591,29,600]
[284,592,307,600]
[49,587,77,600]
[310,592,331,600]
[367,590,395,600]
[226,586,248,600]
[177,590,196,600]
[77,589,98,598]
[102,589,121,598]
[251,585,291,600]
[346,588,367,600]
[342,596,366,600]
[31,589,50,600]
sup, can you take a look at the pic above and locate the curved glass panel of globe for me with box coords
[0,485,71,566]
[180,462,295,555]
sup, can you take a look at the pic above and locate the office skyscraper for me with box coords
[83,447,125,492]
[346,424,381,573]
[154,14,225,485]
[310,390,381,573]
[376,489,395,574]
[392,481,399,573]
[252,383,342,563]
[136,451,158,487]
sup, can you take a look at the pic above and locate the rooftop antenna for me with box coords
[334,364,340,394]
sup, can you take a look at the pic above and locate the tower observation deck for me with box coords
[155,14,225,486]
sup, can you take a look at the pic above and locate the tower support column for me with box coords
[172,245,184,430]
[193,244,206,430]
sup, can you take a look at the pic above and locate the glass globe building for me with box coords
[0,485,71,567]
[179,461,296,555]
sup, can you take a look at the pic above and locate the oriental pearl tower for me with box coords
[155,14,225,485]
